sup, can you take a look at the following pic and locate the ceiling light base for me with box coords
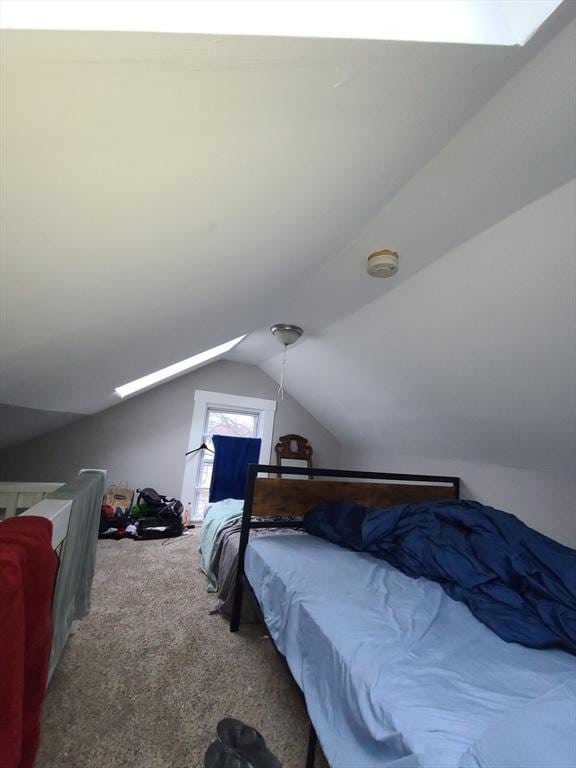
[270,324,303,346]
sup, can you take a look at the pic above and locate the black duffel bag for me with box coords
[136,487,183,519]
[136,515,184,539]
[135,487,184,539]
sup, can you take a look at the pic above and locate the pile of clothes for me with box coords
[99,485,185,540]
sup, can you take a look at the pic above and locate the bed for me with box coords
[0,468,107,768]
[199,497,244,591]
[230,465,576,768]
[201,499,303,622]
[0,468,107,679]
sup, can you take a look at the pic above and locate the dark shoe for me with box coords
[216,718,282,768]
[204,740,252,768]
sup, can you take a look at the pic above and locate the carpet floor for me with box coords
[36,533,329,768]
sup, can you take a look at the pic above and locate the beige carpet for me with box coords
[36,533,328,768]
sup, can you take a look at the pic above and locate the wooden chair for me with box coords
[274,434,313,478]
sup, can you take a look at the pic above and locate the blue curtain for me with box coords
[209,435,262,503]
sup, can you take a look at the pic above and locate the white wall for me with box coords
[0,403,81,451]
[262,179,576,478]
[0,361,341,496]
[340,446,576,547]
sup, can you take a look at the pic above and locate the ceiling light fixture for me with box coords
[114,335,246,398]
[271,324,303,400]
[270,324,303,347]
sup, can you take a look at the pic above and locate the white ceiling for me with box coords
[232,11,576,365]
[1,2,575,471]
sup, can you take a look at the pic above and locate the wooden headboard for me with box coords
[252,477,457,517]
[230,464,460,631]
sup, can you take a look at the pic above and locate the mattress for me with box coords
[211,519,301,621]
[245,533,576,768]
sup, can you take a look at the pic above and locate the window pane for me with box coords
[199,461,213,488]
[195,489,210,519]
[195,407,260,519]
[206,409,258,438]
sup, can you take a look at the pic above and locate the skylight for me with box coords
[0,0,563,47]
[114,335,246,398]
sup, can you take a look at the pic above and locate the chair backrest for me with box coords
[274,434,313,479]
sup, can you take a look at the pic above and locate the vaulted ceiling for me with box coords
[1,3,575,469]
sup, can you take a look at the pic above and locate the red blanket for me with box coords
[0,517,58,768]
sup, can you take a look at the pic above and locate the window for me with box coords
[181,391,276,520]
[194,407,260,518]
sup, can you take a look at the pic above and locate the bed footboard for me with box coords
[0,482,64,521]
[9,469,107,680]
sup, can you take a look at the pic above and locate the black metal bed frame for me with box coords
[229,463,460,766]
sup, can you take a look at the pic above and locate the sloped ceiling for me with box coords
[1,3,575,470]
[261,179,576,474]
[0,403,80,451]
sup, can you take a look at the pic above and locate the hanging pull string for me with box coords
[277,344,287,400]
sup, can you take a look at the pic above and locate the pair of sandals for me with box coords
[204,718,282,768]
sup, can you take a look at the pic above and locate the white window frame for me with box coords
[181,390,276,521]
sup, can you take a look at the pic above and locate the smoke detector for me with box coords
[367,249,399,278]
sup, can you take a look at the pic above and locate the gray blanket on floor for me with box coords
[210,518,302,623]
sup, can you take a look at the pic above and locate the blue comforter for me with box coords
[304,499,576,655]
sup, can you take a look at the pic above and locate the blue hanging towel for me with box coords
[209,435,262,503]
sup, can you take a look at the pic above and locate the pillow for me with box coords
[459,679,576,768]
